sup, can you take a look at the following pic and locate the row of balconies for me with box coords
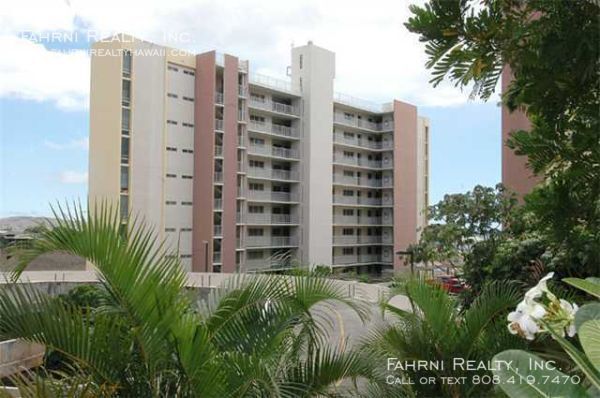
[249,121,299,139]
[248,144,299,160]
[333,114,394,132]
[245,236,298,248]
[332,235,393,245]
[333,174,393,188]
[332,195,393,206]
[332,254,392,265]
[247,168,299,181]
[333,216,393,225]
[333,133,394,150]
[333,155,393,169]
[246,191,299,203]
[249,98,300,116]
[244,258,293,270]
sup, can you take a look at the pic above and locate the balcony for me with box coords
[239,85,248,97]
[332,174,385,188]
[333,216,389,225]
[213,251,222,264]
[238,134,246,147]
[248,121,299,139]
[332,155,386,169]
[249,98,300,117]
[215,119,224,131]
[244,258,294,271]
[332,254,383,265]
[247,168,299,182]
[248,145,299,160]
[215,92,224,105]
[332,195,388,206]
[333,133,393,150]
[333,114,394,132]
[333,235,383,245]
[245,236,298,248]
[214,172,223,183]
[213,225,222,236]
[247,191,299,203]
[214,145,223,157]
[245,214,299,225]
[214,199,223,210]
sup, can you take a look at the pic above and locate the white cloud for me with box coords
[59,170,88,184]
[0,0,497,108]
[44,136,89,150]
[0,35,90,110]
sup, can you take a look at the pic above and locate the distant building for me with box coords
[89,35,430,274]
[501,68,540,197]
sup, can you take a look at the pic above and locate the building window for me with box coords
[343,170,354,177]
[182,149,194,154]
[167,93,178,99]
[250,115,265,123]
[250,137,265,145]
[119,194,128,219]
[165,227,176,232]
[180,228,192,232]
[248,251,263,260]
[342,247,354,255]
[120,166,129,193]
[249,183,264,191]
[121,136,130,164]
[182,122,194,128]
[249,160,264,168]
[343,228,354,235]
[249,205,264,213]
[183,70,195,76]
[122,51,132,77]
[181,201,193,206]
[248,228,264,236]
[166,200,176,205]
[182,96,194,102]
[343,151,354,158]
[343,209,354,216]
[182,175,193,179]
[168,65,179,72]
[343,190,354,196]
[167,120,178,125]
[121,108,130,134]
[166,147,177,152]
[299,54,303,69]
[166,173,176,178]
[122,80,131,106]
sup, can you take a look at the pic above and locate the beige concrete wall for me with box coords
[0,339,45,378]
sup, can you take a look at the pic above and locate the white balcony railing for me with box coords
[247,191,299,203]
[213,251,222,263]
[215,92,224,105]
[332,155,383,169]
[214,145,223,157]
[245,236,298,248]
[214,172,223,183]
[333,216,385,225]
[249,98,300,116]
[245,214,299,225]
[333,133,394,150]
[214,199,223,210]
[247,168,299,181]
[333,236,383,245]
[215,119,224,131]
[213,225,222,236]
[332,196,385,206]
[333,175,384,188]
[333,113,394,132]
[248,145,299,160]
[248,121,299,138]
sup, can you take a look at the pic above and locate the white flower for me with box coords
[559,299,579,337]
[507,301,547,340]
[524,272,555,301]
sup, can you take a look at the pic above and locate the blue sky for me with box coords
[0,0,502,218]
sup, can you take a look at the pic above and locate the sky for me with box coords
[0,0,501,218]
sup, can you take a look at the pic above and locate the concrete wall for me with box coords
[0,339,44,379]
[291,43,335,267]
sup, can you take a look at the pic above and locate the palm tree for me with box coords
[361,279,525,398]
[0,203,372,397]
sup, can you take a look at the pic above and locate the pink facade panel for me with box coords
[192,52,216,272]
[392,101,418,271]
[501,67,540,197]
[221,55,239,273]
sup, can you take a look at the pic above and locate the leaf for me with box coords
[579,320,600,371]
[492,350,587,397]
[563,278,600,299]
[575,303,600,331]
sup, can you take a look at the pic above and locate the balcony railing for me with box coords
[245,236,298,248]
[238,85,248,97]
[245,214,299,225]
[332,195,387,206]
[248,121,299,138]
[333,175,384,188]
[214,172,223,183]
[215,92,224,105]
[249,98,300,116]
[332,254,383,265]
[248,145,299,160]
[214,145,223,157]
[213,251,222,263]
[333,133,393,150]
[333,114,394,132]
[247,191,298,203]
[238,134,246,147]
[333,216,388,225]
[332,155,384,169]
[244,258,295,270]
[213,225,222,236]
[247,168,299,181]
[215,119,224,131]
[333,236,384,245]
[249,73,300,94]
[214,199,223,210]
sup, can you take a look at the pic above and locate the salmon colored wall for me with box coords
[192,52,216,272]
[392,101,418,271]
[221,55,239,272]
[501,67,540,198]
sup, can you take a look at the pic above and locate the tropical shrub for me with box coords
[361,278,526,397]
[0,203,372,397]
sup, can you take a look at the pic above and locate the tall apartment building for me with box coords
[89,34,429,273]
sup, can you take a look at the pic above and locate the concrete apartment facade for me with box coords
[89,35,429,273]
